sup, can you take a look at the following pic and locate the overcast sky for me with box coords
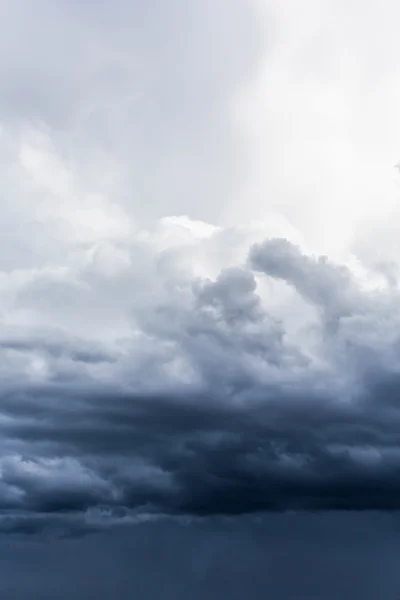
[2,0,400,597]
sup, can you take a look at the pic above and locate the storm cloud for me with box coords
[1,231,400,534]
[0,0,400,547]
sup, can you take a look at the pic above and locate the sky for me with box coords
[2,0,400,597]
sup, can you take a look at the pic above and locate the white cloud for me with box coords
[233,0,400,257]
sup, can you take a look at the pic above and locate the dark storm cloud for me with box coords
[1,238,400,533]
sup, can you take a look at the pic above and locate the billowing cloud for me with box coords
[0,225,399,534]
[1,0,400,537]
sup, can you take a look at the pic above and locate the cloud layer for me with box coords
[1,223,400,533]
[1,0,400,535]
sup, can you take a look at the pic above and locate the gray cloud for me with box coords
[1,0,400,545]
[0,236,399,533]
[0,0,265,233]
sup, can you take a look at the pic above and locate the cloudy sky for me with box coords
[2,0,400,597]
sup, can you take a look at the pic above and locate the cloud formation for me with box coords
[2,0,400,536]
[0,225,400,534]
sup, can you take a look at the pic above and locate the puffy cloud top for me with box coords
[0,224,400,534]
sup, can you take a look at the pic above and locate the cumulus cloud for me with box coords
[1,0,400,537]
[0,224,399,534]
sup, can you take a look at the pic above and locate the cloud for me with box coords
[0,226,399,533]
[0,0,264,232]
[234,0,400,256]
[1,0,400,537]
